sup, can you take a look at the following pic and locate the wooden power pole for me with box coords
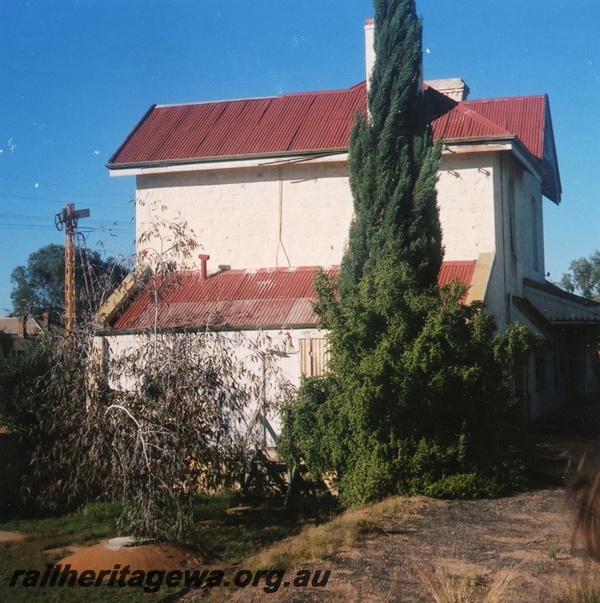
[55,203,90,336]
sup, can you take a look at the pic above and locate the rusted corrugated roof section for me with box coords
[108,81,549,170]
[430,96,547,161]
[110,267,337,331]
[432,104,510,142]
[108,261,477,332]
[108,84,366,167]
[437,260,477,289]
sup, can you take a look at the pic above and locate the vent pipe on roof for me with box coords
[199,254,210,280]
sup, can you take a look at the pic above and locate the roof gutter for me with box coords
[106,150,349,176]
[96,322,320,337]
[441,134,543,179]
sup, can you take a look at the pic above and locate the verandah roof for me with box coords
[105,262,477,332]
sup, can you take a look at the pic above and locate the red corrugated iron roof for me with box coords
[108,81,549,169]
[108,84,366,167]
[431,95,546,160]
[438,260,477,289]
[109,261,477,332]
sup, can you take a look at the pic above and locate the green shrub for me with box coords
[279,273,535,506]
[0,334,57,435]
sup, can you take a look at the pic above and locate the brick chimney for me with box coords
[365,18,375,91]
[425,78,470,101]
[364,17,423,94]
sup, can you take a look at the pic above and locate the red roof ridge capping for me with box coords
[455,103,513,137]
[208,265,338,276]
[153,83,367,109]
[465,93,546,105]
[108,261,477,332]
[280,81,366,98]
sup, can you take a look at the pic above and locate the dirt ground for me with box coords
[191,491,600,603]
[54,405,600,602]
[186,427,600,602]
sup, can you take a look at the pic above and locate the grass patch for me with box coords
[0,501,149,602]
[188,492,339,564]
[417,566,517,603]
[1,500,123,544]
[553,584,600,603]
[246,495,412,571]
[0,492,340,601]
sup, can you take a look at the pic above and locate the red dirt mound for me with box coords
[56,537,212,575]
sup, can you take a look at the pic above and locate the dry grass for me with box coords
[246,495,413,571]
[552,580,600,603]
[417,566,518,603]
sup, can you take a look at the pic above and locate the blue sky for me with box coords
[1,0,599,313]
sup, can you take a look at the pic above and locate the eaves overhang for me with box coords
[442,134,542,176]
[523,277,600,324]
[441,133,562,203]
[107,149,349,177]
[96,322,319,337]
[512,296,556,339]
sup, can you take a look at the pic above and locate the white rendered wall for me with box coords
[506,157,546,288]
[135,160,353,271]
[436,153,497,262]
[99,327,325,442]
[135,153,508,273]
[132,149,546,320]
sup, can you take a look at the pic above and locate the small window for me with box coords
[300,338,330,376]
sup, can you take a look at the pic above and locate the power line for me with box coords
[0,212,133,232]
[0,222,134,234]
[0,192,130,210]
[1,175,133,202]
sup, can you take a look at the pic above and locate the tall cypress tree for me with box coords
[279,0,530,507]
[339,0,442,295]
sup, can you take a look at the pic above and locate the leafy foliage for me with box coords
[105,331,293,539]
[10,243,129,324]
[280,271,535,506]
[6,317,294,539]
[560,251,600,301]
[11,205,295,540]
[339,0,442,294]
[279,0,536,506]
[0,334,57,435]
